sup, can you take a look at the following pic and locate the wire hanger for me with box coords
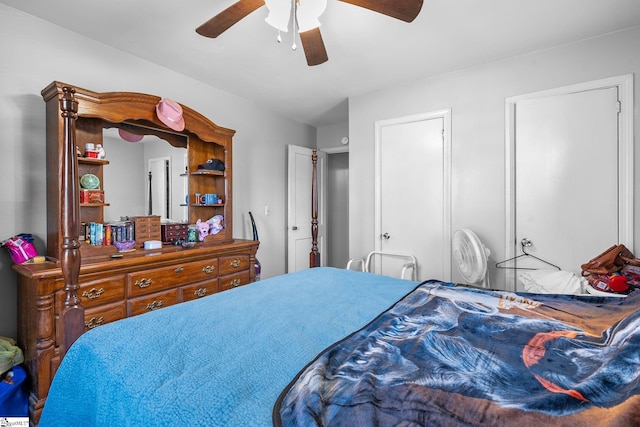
[496,238,561,271]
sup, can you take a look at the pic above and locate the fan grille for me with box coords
[453,229,488,285]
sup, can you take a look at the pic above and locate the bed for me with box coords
[39,267,640,426]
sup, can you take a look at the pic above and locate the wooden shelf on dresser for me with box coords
[14,239,258,425]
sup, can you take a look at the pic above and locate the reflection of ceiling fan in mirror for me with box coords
[196,0,424,66]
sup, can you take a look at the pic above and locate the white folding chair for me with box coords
[346,251,418,281]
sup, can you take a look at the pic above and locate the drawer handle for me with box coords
[231,278,242,287]
[135,278,153,288]
[174,267,184,273]
[146,301,164,311]
[194,288,208,298]
[202,265,216,274]
[230,259,241,268]
[85,316,104,329]
[82,287,105,300]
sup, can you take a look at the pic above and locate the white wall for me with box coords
[326,152,349,267]
[349,26,640,287]
[317,121,349,150]
[0,4,316,338]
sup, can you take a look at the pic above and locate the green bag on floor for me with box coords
[0,337,24,376]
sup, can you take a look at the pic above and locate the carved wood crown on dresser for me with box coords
[14,82,258,426]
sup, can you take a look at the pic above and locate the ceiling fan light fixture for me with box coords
[296,0,327,33]
[264,0,326,34]
[264,0,291,32]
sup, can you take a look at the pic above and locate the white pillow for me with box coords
[518,270,586,295]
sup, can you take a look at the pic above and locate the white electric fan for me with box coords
[452,229,491,288]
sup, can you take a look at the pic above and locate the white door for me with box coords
[507,76,634,291]
[374,111,451,281]
[287,145,326,272]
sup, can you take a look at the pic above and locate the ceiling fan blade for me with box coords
[339,0,423,22]
[196,0,266,38]
[299,27,329,66]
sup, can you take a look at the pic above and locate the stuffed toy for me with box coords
[196,219,209,241]
[208,215,224,235]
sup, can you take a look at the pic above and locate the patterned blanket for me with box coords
[275,281,640,426]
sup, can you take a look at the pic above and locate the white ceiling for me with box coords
[3,0,640,127]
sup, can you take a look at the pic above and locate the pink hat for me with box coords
[118,128,144,142]
[155,98,185,131]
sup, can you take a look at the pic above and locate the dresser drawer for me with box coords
[219,270,251,292]
[54,274,126,312]
[84,302,127,330]
[127,258,219,297]
[78,274,126,308]
[136,224,161,235]
[134,215,160,226]
[219,255,250,276]
[162,223,188,232]
[182,278,219,302]
[128,288,179,316]
[136,230,162,241]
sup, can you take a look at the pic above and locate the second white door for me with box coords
[508,75,634,291]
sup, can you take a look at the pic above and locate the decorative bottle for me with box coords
[95,144,106,159]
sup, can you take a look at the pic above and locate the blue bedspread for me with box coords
[39,268,418,426]
[275,281,640,426]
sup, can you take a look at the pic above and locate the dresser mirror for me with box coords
[42,81,235,260]
[102,127,188,223]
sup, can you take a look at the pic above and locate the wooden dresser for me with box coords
[15,240,257,424]
[14,82,259,426]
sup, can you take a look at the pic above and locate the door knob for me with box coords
[382,232,390,240]
[292,226,298,230]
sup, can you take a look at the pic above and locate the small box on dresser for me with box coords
[134,215,161,246]
[161,223,189,244]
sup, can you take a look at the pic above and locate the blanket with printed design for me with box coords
[275,280,640,426]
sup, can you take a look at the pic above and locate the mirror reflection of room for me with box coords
[101,128,188,224]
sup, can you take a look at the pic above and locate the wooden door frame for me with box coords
[374,109,452,280]
[504,74,634,291]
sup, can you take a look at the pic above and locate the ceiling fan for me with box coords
[196,0,423,66]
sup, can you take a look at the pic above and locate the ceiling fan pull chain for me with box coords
[291,0,298,50]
